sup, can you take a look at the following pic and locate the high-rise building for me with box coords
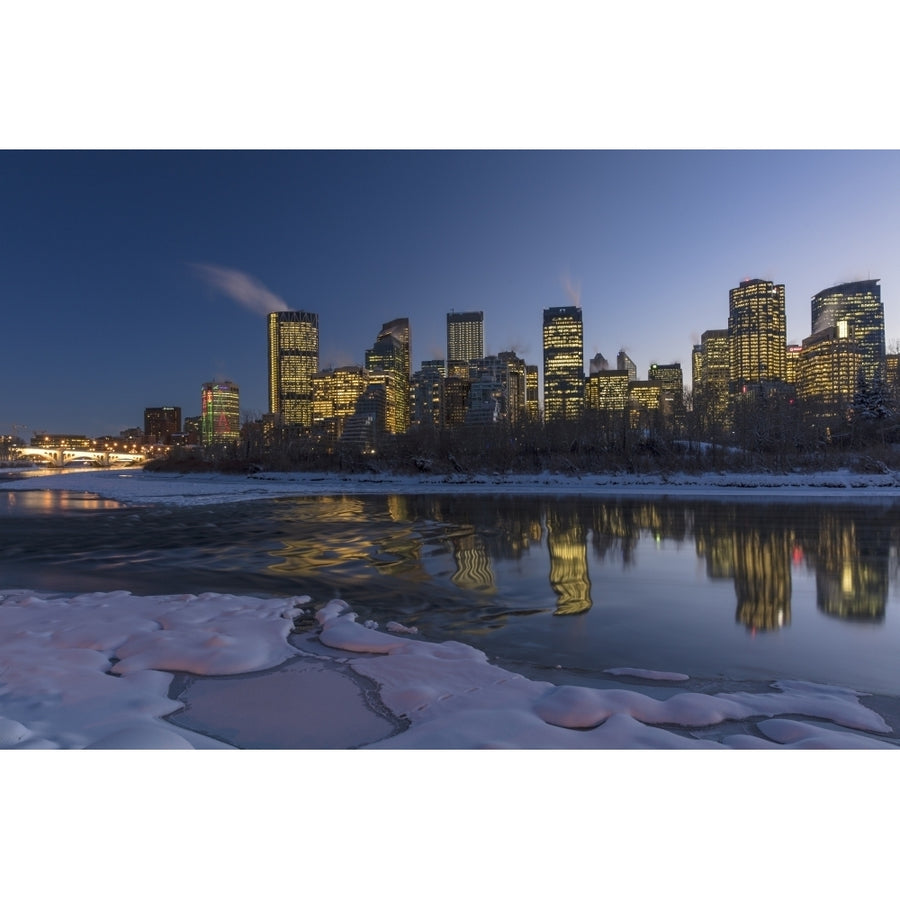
[585,370,629,411]
[648,362,685,432]
[627,381,662,432]
[312,366,369,439]
[268,310,319,427]
[811,280,885,384]
[365,317,411,433]
[694,329,731,434]
[410,368,444,429]
[616,350,637,382]
[201,381,240,446]
[798,324,863,424]
[525,365,540,421]
[447,311,484,375]
[143,406,181,445]
[728,278,787,393]
[543,306,584,422]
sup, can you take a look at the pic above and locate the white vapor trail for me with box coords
[191,263,288,315]
[561,273,581,307]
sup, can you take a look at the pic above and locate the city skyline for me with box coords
[2,150,899,438]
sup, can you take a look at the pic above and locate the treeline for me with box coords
[145,391,900,477]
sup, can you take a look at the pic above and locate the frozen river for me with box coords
[3,475,899,705]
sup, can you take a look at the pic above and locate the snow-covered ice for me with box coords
[1,589,894,750]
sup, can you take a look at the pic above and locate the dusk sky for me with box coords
[2,149,899,438]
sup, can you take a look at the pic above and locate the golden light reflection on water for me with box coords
[2,490,125,513]
[259,494,896,629]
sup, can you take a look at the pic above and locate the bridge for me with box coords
[15,447,147,467]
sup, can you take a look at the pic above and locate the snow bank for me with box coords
[1,590,896,749]
[0,589,308,748]
[7,466,900,508]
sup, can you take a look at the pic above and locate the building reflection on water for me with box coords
[546,507,591,615]
[264,494,898,629]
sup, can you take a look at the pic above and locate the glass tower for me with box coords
[811,279,885,384]
[365,317,411,433]
[542,306,584,422]
[201,381,240,446]
[268,310,320,427]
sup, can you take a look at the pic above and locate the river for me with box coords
[2,485,899,701]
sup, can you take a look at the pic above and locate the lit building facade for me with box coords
[627,381,662,432]
[525,365,539,420]
[543,306,584,422]
[811,280,885,384]
[585,370,629,411]
[410,368,445,429]
[268,310,319,427]
[648,362,685,432]
[694,329,730,433]
[728,278,787,393]
[201,380,240,446]
[312,366,369,438]
[143,406,182,445]
[785,344,802,386]
[798,325,863,424]
[366,318,411,433]
[447,311,484,374]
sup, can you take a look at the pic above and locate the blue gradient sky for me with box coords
[2,149,899,437]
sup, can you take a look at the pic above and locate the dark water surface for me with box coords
[2,489,899,697]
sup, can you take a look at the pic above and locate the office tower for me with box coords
[811,280,885,383]
[728,278,787,392]
[543,306,584,422]
[585,370,630,411]
[411,368,445,429]
[365,317,411,433]
[525,365,539,420]
[648,362,685,431]
[183,416,201,444]
[798,325,863,423]
[785,344,802,386]
[466,352,527,425]
[616,350,637,382]
[143,406,181,445]
[443,377,471,428]
[447,311,484,375]
[498,351,527,424]
[268,310,319,427]
[694,329,731,433]
[589,352,610,374]
[420,359,447,377]
[627,381,662,431]
[201,381,240,446]
[312,366,369,439]
[691,344,703,391]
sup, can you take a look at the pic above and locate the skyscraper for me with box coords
[543,306,584,422]
[694,328,730,433]
[648,362,685,432]
[447,311,484,376]
[365,317,411,433]
[201,381,240,446]
[811,280,885,384]
[616,350,637,382]
[798,325,863,425]
[728,278,787,393]
[143,406,181,445]
[268,310,319,427]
